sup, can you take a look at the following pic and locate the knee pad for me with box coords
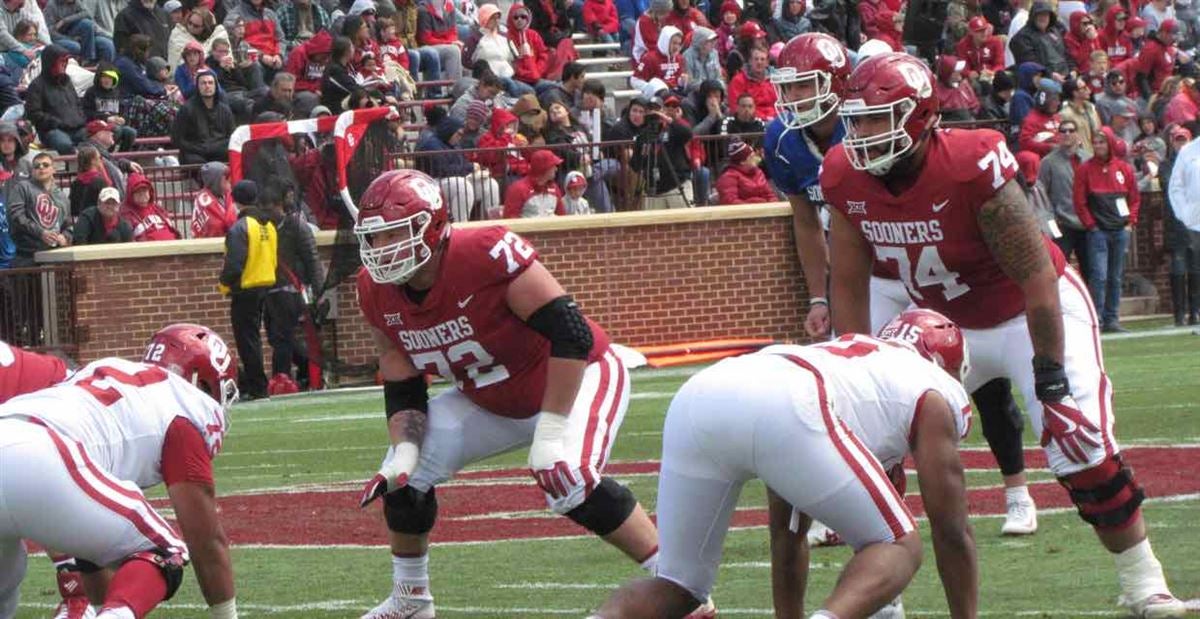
[1059,454,1144,529]
[972,378,1026,476]
[564,477,636,536]
[123,550,186,601]
[384,486,438,535]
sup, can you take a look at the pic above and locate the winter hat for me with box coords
[691,26,717,46]
[164,0,182,12]
[232,180,258,205]
[565,170,587,190]
[719,0,741,17]
[967,15,990,33]
[991,69,1015,92]
[511,93,544,117]
[478,3,501,25]
[146,56,170,76]
[728,139,753,164]
[466,100,490,126]
[529,149,563,175]
[310,105,333,117]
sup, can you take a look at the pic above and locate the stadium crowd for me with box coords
[0,0,1198,323]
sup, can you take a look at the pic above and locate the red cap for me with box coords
[967,15,989,32]
[1128,15,1147,29]
[1160,18,1179,33]
[529,149,563,175]
[720,0,741,16]
[86,120,112,135]
[664,94,681,107]
[738,20,767,39]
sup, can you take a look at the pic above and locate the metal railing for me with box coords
[56,164,205,238]
[0,265,77,351]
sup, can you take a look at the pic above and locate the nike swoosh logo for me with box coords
[1055,411,1079,434]
[457,295,474,308]
[932,199,949,213]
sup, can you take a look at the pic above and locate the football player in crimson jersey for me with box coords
[352,170,669,619]
[593,310,978,619]
[821,52,1184,618]
[0,324,240,619]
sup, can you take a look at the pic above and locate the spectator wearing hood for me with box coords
[113,0,169,60]
[1019,77,1063,156]
[582,0,619,43]
[633,0,669,61]
[1074,126,1139,332]
[7,152,70,265]
[172,69,235,164]
[935,55,980,121]
[25,45,89,155]
[191,161,235,238]
[68,144,109,218]
[82,63,135,146]
[1099,5,1134,65]
[417,115,500,221]
[727,46,776,120]
[979,68,1015,121]
[713,0,738,62]
[1010,1,1069,79]
[1008,61,1044,143]
[285,29,331,94]
[663,0,709,40]
[506,3,550,87]
[683,27,721,91]
[682,78,724,132]
[73,186,132,244]
[168,6,228,70]
[43,0,114,63]
[872,7,903,51]
[1064,10,1101,73]
[471,4,533,96]
[416,0,464,82]
[503,149,565,217]
[1165,78,1200,126]
[121,172,180,241]
[223,0,285,73]
[716,139,772,204]
[768,0,809,42]
[1134,19,1185,98]
[0,121,29,180]
[476,107,530,179]
[174,39,211,97]
[278,0,330,51]
[632,25,687,93]
[956,16,1005,81]
[1059,75,1102,157]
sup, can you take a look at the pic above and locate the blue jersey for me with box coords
[763,118,845,207]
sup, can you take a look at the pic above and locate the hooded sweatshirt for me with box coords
[1074,126,1139,230]
[24,45,87,136]
[954,29,1006,77]
[1009,1,1069,75]
[1100,5,1134,64]
[1134,31,1178,95]
[6,173,70,257]
[716,160,773,204]
[874,8,903,51]
[727,54,777,120]
[1018,89,1061,156]
[121,172,181,241]
[633,25,686,90]
[1064,10,1102,72]
[507,3,549,84]
[582,0,619,34]
[416,116,474,177]
[172,69,235,162]
[82,63,123,121]
[1008,61,1044,138]
[472,4,516,79]
[285,29,333,93]
[682,26,721,87]
[475,108,529,177]
[935,55,980,121]
[417,0,458,45]
[191,162,237,238]
[0,122,30,179]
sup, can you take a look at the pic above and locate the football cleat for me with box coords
[866,595,905,619]
[1118,592,1187,618]
[52,598,97,619]
[685,597,717,619]
[361,585,435,619]
[1000,495,1038,536]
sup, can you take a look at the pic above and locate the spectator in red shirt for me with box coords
[121,172,181,241]
[1019,77,1062,156]
[726,46,776,120]
[223,0,284,73]
[858,0,884,40]
[476,107,531,180]
[935,54,980,121]
[633,0,670,61]
[582,0,619,43]
[632,25,687,93]
[1134,19,1185,98]
[716,139,773,204]
[1064,10,1102,73]
[191,161,235,238]
[507,2,551,87]
[284,29,331,95]
[714,0,739,64]
[1165,78,1200,126]
[1099,5,1133,65]
[955,16,1005,80]
[663,0,709,40]
[873,7,904,51]
[503,149,565,217]
[1074,126,1140,332]
[416,0,465,81]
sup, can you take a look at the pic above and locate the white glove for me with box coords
[359,442,419,507]
[528,412,575,499]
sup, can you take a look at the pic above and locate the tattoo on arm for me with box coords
[977,180,1055,285]
[390,409,428,445]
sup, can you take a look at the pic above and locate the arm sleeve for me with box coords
[161,417,216,486]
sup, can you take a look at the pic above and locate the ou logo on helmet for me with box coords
[209,335,232,373]
[412,177,444,212]
[896,61,932,98]
[815,37,846,68]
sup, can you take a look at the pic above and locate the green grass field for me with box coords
[14,327,1200,618]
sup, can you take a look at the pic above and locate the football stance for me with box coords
[0,324,239,619]
[592,310,978,619]
[353,170,663,619]
[822,52,1183,617]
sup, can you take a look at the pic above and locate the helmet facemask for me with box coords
[840,97,916,176]
[772,68,838,129]
[356,210,434,285]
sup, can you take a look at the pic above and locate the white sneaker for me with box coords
[1119,592,1187,618]
[867,595,905,619]
[1000,496,1038,535]
[361,586,435,619]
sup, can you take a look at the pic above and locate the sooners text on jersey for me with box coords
[357,226,610,419]
[821,128,1066,329]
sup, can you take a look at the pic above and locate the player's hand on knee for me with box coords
[359,442,420,508]
[531,461,578,499]
[529,411,572,497]
[1041,396,1102,464]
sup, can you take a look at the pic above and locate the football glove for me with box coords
[529,411,574,499]
[1041,396,1102,465]
[359,442,419,508]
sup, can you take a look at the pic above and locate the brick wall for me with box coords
[66,209,808,375]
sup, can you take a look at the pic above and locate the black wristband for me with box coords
[384,376,428,418]
[1032,355,1070,403]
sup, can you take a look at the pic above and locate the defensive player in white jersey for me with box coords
[593,310,979,619]
[0,324,239,619]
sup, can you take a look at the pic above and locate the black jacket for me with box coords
[1009,3,1070,75]
[320,62,357,113]
[274,211,323,291]
[82,63,123,121]
[72,206,134,244]
[25,45,87,136]
[113,1,171,59]
[172,90,236,162]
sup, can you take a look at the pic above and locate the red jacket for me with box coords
[1064,12,1103,73]
[716,163,774,204]
[503,176,564,218]
[380,38,411,70]
[662,6,708,41]
[243,10,281,56]
[417,0,459,45]
[1164,89,1200,126]
[190,189,236,238]
[1018,108,1060,156]
[954,34,1005,77]
[121,173,180,242]
[935,55,980,116]
[633,14,660,61]
[508,3,549,84]
[284,30,332,93]
[874,8,903,51]
[727,70,778,120]
[582,0,618,35]
[1099,5,1134,65]
[1134,36,1178,95]
[1073,126,1140,229]
[475,109,530,177]
[859,0,882,39]
[634,48,686,89]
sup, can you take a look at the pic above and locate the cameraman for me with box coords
[616,96,694,209]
